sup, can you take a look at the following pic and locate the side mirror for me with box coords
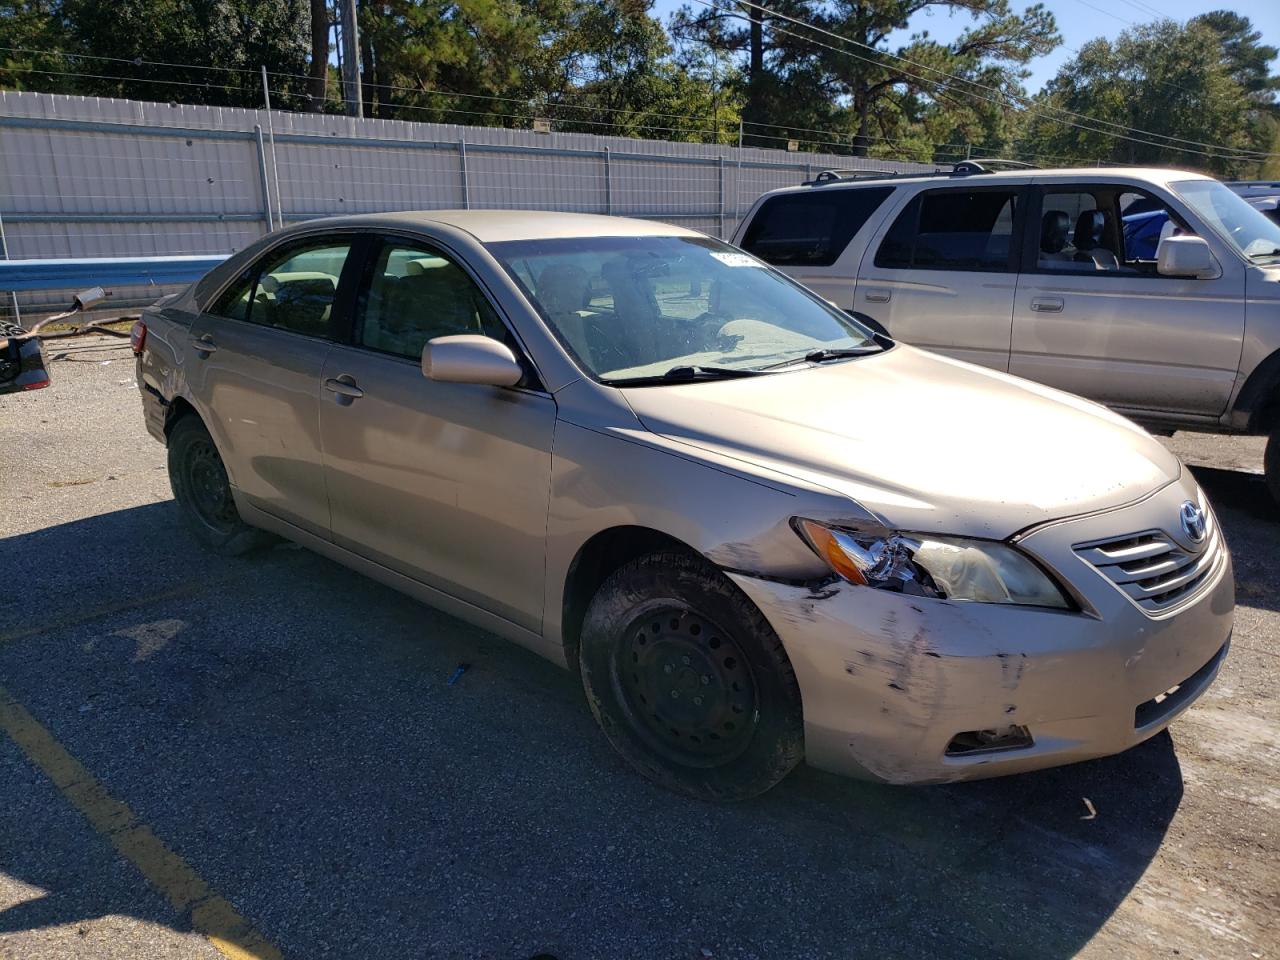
[422,334,523,387]
[1157,235,1219,279]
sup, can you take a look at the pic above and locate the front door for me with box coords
[1010,183,1245,417]
[318,236,556,630]
[853,184,1027,371]
[187,235,358,539]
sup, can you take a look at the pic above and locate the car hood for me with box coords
[620,345,1181,539]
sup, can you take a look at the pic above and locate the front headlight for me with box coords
[794,518,1070,609]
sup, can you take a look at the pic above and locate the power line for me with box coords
[690,0,1275,161]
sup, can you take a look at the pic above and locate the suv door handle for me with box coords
[190,335,217,356]
[1030,297,1064,313]
[324,377,364,401]
[863,288,892,303]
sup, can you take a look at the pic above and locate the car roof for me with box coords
[756,166,1217,200]
[287,210,702,244]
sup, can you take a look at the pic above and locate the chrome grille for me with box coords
[1074,508,1225,616]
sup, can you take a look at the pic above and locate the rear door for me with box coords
[736,186,893,307]
[1010,182,1245,417]
[854,184,1027,371]
[187,234,359,539]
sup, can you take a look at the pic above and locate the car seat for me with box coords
[536,264,596,365]
[1039,210,1074,268]
[1072,210,1120,270]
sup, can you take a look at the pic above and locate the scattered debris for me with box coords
[447,663,471,686]
[1081,797,1097,820]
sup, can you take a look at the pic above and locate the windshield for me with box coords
[1170,179,1280,261]
[487,235,880,382]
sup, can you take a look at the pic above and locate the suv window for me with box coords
[741,187,892,266]
[1030,185,1196,275]
[357,241,508,359]
[875,189,1020,271]
[209,238,352,339]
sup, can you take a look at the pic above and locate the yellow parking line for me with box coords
[0,684,281,960]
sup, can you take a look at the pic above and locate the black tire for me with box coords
[1267,423,1280,509]
[167,415,269,555]
[579,551,804,801]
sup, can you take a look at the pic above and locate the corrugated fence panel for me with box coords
[0,90,932,319]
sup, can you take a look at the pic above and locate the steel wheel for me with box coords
[182,434,239,534]
[614,607,759,768]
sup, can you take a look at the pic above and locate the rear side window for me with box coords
[874,189,1020,271]
[741,187,892,266]
[207,238,353,340]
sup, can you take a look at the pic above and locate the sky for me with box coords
[650,0,1280,93]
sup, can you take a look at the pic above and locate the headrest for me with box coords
[1040,210,1070,254]
[404,257,450,276]
[1074,210,1106,250]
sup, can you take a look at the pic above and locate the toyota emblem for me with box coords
[1179,500,1207,544]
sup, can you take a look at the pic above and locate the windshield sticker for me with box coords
[710,251,762,267]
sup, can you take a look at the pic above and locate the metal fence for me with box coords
[0,91,930,319]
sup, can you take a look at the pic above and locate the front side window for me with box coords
[357,242,507,359]
[488,234,880,383]
[740,187,892,266]
[208,239,352,339]
[875,189,1019,271]
[1037,190,1123,272]
[1170,179,1280,263]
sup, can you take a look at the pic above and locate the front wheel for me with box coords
[167,415,269,555]
[579,551,804,801]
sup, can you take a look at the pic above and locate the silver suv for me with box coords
[733,162,1280,503]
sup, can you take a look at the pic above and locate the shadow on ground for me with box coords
[0,494,1210,960]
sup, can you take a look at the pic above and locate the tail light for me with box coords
[21,378,50,390]
[130,319,147,356]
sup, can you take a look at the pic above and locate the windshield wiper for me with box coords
[1249,247,1280,261]
[604,364,766,386]
[762,345,882,371]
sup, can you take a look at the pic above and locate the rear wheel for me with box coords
[1266,422,1280,508]
[579,551,804,801]
[167,415,268,555]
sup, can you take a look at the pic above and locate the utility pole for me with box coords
[338,0,363,118]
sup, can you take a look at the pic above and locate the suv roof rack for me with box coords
[803,158,1039,187]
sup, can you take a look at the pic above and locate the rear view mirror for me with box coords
[1157,236,1219,279]
[422,335,523,387]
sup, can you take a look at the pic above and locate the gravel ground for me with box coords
[1,337,1277,960]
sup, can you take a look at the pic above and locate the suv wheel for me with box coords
[168,415,269,555]
[579,551,804,801]
[1266,423,1280,508]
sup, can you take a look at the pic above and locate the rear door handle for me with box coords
[863,288,892,303]
[190,335,217,356]
[1030,297,1064,313]
[324,377,364,400]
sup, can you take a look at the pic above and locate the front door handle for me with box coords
[324,377,364,401]
[863,288,892,303]
[190,335,217,356]
[1030,297,1064,313]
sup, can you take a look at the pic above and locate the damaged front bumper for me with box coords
[728,483,1234,785]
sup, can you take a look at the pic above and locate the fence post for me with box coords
[260,66,282,229]
[459,138,470,208]
[253,125,274,233]
[603,147,612,215]
[717,155,726,239]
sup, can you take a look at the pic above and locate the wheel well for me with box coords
[560,526,702,670]
[1235,348,1280,433]
[163,396,198,439]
